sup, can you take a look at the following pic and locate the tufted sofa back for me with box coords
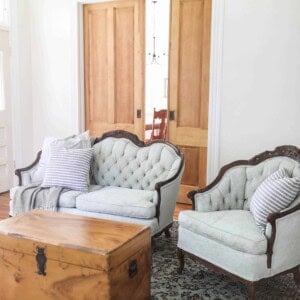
[91,137,182,191]
[195,157,300,212]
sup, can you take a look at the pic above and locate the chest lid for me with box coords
[0,210,150,271]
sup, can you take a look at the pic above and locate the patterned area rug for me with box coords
[151,222,300,299]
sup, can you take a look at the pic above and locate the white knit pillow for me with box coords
[42,147,93,192]
[250,169,300,229]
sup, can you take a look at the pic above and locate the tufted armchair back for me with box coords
[194,156,300,212]
[91,136,182,191]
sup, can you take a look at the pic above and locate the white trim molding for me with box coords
[206,0,224,184]
[10,0,23,171]
[71,1,83,133]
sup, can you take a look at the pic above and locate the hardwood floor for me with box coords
[0,192,10,220]
[0,192,191,221]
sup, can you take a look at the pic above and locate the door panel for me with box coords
[169,0,211,204]
[115,7,134,124]
[84,0,145,139]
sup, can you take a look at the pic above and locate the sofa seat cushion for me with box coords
[58,185,102,208]
[178,210,267,255]
[10,185,103,209]
[76,186,157,219]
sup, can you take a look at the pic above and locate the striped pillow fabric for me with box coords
[250,169,300,229]
[42,147,93,192]
[32,131,91,185]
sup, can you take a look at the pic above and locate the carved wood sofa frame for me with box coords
[178,145,300,299]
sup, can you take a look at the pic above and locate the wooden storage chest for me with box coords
[0,210,151,299]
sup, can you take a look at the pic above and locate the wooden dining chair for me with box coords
[150,108,168,141]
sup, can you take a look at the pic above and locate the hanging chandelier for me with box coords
[148,0,166,65]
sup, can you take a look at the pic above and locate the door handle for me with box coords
[136,109,142,118]
[169,110,175,121]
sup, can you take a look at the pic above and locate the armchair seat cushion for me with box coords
[179,210,267,255]
[76,186,158,219]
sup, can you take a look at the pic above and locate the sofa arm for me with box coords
[155,162,184,229]
[15,151,42,186]
[188,165,246,212]
[266,203,300,270]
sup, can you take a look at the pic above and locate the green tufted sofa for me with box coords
[11,130,184,237]
[177,145,300,299]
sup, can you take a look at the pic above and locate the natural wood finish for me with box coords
[173,203,191,221]
[0,191,9,220]
[150,109,168,141]
[180,147,199,186]
[84,0,145,140]
[177,0,203,129]
[115,6,134,124]
[0,210,151,299]
[178,184,197,205]
[168,0,212,203]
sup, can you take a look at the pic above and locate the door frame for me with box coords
[71,0,225,183]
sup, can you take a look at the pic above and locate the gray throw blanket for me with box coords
[12,185,66,216]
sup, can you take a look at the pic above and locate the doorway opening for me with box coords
[144,0,170,141]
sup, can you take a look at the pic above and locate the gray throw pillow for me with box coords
[250,168,300,230]
[42,146,93,192]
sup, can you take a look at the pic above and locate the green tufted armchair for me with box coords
[177,146,300,299]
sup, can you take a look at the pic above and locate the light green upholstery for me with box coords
[11,132,184,236]
[195,157,300,212]
[92,138,182,191]
[178,153,300,285]
[179,210,267,255]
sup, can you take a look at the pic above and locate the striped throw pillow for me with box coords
[42,147,93,192]
[250,169,300,229]
[32,131,91,185]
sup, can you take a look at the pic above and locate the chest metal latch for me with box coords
[36,246,47,276]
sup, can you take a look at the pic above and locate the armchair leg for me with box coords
[177,248,185,274]
[247,282,256,300]
[164,228,171,238]
[293,267,300,285]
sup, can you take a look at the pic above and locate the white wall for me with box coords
[29,0,75,153]
[10,0,34,166]
[12,0,300,171]
[219,0,300,166]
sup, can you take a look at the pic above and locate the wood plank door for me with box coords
[168,0,212,204]
[84,0,145,139]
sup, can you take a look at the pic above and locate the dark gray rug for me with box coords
[151,222,300,299]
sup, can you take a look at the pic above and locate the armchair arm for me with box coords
[266,202,300,269]
[155,159,184,228]
[15,151,42,186]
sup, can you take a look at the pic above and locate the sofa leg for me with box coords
[247,282,256,300]
[177,248,185,274]
[164,228,171,238]
[293,267,300,285]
